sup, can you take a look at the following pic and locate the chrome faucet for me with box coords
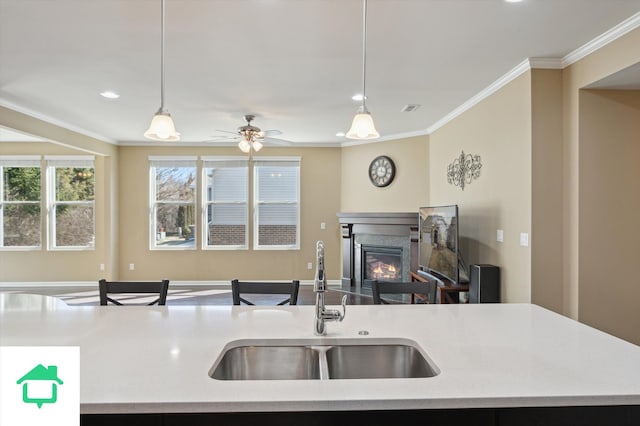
[314,240,347,335]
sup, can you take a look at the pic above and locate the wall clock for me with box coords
[368,155,395,187]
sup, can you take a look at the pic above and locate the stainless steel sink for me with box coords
[210,345,321,380]
[325,344,438,379]
[210,339,439,381]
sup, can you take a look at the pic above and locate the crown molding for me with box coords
[528,57,564,69]
[426,59,532,135]
[562,11,640,68]
[340,129,429,147]
[0,99,117,145]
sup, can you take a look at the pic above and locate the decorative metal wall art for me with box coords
[447,150,482,190]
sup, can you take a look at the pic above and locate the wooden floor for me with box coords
[1,285,375,306]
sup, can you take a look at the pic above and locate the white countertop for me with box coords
[1,295,639,414]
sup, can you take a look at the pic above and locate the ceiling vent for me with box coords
[401,104,421,112]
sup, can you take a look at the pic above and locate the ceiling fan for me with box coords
[206,114,291,153]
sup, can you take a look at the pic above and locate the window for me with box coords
[0,156,42,249]
[202,157,248,249]
[46,156,95,249]
[150,157,197,249]
[253,157,300,249]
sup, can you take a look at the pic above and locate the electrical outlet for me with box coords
[307,262,313,270]
[520,233,529,247]
[496,229,504,243]
[99,263,105,271]
[129,263,135,271]
[320,222,326,230]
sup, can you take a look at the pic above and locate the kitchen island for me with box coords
[1,294,639,425]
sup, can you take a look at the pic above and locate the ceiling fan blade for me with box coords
[202,135,238,143]
[262,137,293,146]
[261,129,282,137]
[214,129,240,135]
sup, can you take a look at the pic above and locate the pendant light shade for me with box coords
[346,0,379,140]
[145,110,180,141]
[346,105,379,140]
[145,0,180,142]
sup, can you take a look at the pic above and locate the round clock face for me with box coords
[368,155,395,187]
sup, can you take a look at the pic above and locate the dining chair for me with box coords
[370,280,437,305]
[98,279,170,306]
[231,279,300,306]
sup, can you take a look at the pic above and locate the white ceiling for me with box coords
[1,0,640,147]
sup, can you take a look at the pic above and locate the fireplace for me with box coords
[362,246,403,288]
[337,212,418,293]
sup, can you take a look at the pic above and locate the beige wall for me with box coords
[562,27,640,319]
[578,89,640,345]
[429,73,532,303]
[0,143,116,282]
[117,146,342,282]
[340,135,429,212]
[530,69,564,313]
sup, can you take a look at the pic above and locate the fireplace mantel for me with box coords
[337,212,419,291]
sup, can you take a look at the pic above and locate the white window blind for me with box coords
[253,157,300,249]
[0,156,41,167]
[202,157,248,248]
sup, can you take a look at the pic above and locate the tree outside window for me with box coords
[151,158,197,249]
[0,157,41,248]
[47,157,95,249]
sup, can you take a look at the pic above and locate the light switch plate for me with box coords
[497,229,504,242]
[520,233,529,247]
[320,222,326,230]
[129,263,135,270]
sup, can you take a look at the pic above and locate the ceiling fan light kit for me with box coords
[346,0,379,141]
[145,0,180,142]
[238,138,252,153]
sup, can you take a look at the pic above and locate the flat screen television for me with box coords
[418,205,459,284]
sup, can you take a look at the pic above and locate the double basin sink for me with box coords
[209,338,439,380]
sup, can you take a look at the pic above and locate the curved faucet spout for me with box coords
[313,240,346,335]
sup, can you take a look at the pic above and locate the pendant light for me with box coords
[144,0,180,141]
[346,0,379,140]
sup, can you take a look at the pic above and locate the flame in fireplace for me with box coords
[371,261,400,280]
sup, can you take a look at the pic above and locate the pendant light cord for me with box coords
[361,0,368,110]
[160,0,166,111]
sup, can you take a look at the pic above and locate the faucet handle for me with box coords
[338,294,347,321]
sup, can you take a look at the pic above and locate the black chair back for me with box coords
[98,279,169,306]
[231,279,300,306]
[370,280,437,305]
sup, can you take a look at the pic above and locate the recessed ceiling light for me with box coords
[336,132,346,137]
[351,94,367,101]
[504,0,524,3]
[100,91,120,99]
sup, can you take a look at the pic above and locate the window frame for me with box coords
[252,156,301,251]
[149,156,198,251]
[46,155,96,251]
[0,156,42,251]
[201,156,249,250]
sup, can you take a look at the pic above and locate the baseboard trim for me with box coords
[0,280,342,289]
